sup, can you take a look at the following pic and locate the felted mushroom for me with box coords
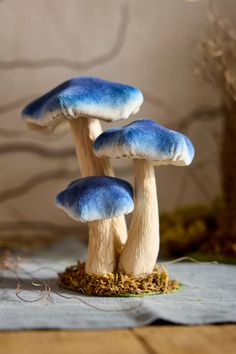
[93,119,195,276]
[55,176,134,274]
[22,76,143,252]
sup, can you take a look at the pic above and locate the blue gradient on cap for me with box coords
[55,176,134,222]
[94,119,195,164]
[22,76,143,121]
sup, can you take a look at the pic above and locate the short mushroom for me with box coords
[55,176,134,274]
[22,76,143,252]
[94,119,195,276]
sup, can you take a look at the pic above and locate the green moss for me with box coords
[59,262,180,297]
[160,198,236,259]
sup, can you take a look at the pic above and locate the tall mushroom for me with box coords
[22,76,143,252]
[94,119,195,276]
[55,176,134,274]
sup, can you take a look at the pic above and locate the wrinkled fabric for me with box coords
[0,237,235,330]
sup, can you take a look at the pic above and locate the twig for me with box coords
[0,96,36,114]
[0,168,78,204]
[175,104,223,131]
[0,142,75,158]
[0,127,69,140]
[0,220,80,235]
[142,90,176,116]
[0,6,130,70]
[187,168,212,200]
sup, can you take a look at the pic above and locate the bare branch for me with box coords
[175,104,223,131]
[0,96,36,114]
[0,5,130,71]
[0,220,81,236]
[0,142,75,158]
[142,90,176,116]
[175,171,189,206]
[177,157,218,204]
[191,1,236,100]
[0,127,33,138]
[0,168,78,204]
[0,127,69,140]
[187,168,212,200]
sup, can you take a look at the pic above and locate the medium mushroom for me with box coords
[22,76,143,252]
[55,176,134,274]
[94,119,195,276]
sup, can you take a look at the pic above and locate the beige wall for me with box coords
[0,0,234,228]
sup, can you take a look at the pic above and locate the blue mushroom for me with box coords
[22,76,143,127]
[55,176,134,222]
[94,119,195,276]
[22,77,143,253]
[55,176,134,274]
[94,119,194,165]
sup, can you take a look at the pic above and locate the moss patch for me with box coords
[160,198,236,258]
[58,262,180,297]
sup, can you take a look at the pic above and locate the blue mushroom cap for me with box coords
[22,77,143,129]
[94,119,195,166]
[55,176,134,222]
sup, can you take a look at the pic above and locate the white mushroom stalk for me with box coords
[86,219,115,273]
[118,159,159,275]
[55,176,134,274]
[69,117,127,253]
[93,119,195,277]
[70,118,111,176]
[22,77,143,254]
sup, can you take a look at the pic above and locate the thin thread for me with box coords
[165,256,218,265]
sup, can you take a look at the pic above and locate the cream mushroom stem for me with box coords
[70,118,111,176]
[85,219,115,274]
[118,159,159,276]
[69,117,127,254]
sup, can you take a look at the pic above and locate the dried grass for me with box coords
[0,250,23,270]
[59,262,180,297]
[191,0,236,100]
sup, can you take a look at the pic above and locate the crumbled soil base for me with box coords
[58,262,180,297]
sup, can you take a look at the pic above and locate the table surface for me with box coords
[0,325,235,354]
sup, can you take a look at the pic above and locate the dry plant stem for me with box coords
[221,94,236,238]
[119,159,160,276]
[85,219,115,274]
[69,118,127,254]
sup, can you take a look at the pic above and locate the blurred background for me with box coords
[0,0,235,259]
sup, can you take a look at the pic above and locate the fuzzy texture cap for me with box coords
[22,77,143,130]
[55,176,134,222]
[94,119,195,166]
